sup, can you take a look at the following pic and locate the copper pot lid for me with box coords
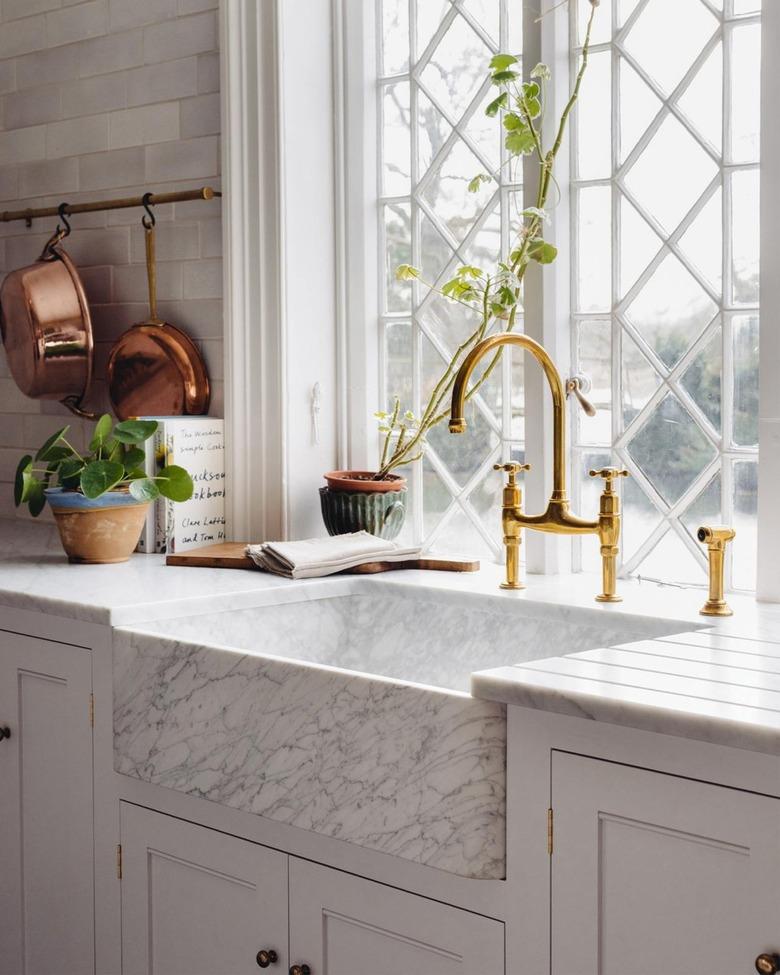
[0,220,94,416]
[107,200,209,421]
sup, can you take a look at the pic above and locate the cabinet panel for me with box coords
[289,859,504,975]
[0,632,93,975]
[120,804,288,975]
[551,752,780,975]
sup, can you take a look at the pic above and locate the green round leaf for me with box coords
[489,53,518,72]
[80,460,125,499]
[14,455,32,507]
[129,478,160,502]
[89,413,114,451]
[122,446,146,472]
[485,92,508,117]
[113,419,158,444]
[35,426,69,461]
[528,238,558,265]
[28,481,46,518]
[155,465,194,503]
[58,458,84,490]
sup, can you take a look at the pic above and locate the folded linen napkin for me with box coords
[245,532,420,579]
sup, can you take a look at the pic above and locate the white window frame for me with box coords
[219,0,780,599]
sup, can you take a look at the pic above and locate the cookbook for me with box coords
[136,417,226,554]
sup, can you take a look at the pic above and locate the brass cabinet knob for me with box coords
[0,726,10,741]
[289,966,311,975]
[256,948,278,968]
[756,954,780,974]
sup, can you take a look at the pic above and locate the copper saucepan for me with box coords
[106,198,209,420]
[0,209,95,418]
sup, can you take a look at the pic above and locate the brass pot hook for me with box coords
[141,191,156,229]
[41,202,71,256]
[56,201,71,238]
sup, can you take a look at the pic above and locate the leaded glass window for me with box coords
[570,0,760,589]
[378,0,523,557]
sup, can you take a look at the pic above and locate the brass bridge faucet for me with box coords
[449,333,629,602]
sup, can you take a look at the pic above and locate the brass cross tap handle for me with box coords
[589,467,630,491]
[698,525,736,617]
[493,461,531,483]
[756,953,780,974]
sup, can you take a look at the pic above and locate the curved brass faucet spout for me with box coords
[449,333,568,500]
[448,333,629,602]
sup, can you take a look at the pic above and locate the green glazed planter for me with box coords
[319,486,407,540]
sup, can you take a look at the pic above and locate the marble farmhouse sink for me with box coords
[113,582,685,879]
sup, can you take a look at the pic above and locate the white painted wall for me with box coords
[0,0,222,521]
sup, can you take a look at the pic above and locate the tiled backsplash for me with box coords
[0,0,222,521]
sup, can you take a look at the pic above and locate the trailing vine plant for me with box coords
[375,0,598,479]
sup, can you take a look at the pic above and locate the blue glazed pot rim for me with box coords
[45,487,148,510]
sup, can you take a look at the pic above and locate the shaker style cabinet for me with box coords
[550,752,780,975]
[0,632,94,975]
[120,804,289,975]
[120,805,505,975]
[289,858,505,975]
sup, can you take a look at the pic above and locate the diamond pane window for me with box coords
[378,0,521,557]
[571,0,760,590]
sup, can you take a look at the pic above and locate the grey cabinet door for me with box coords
[120,804,288,975]
[551,751,780,975]
[289,858,505,975]
[0,632,94,975]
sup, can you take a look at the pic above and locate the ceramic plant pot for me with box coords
[323,470,406,493]
[320,471,408,540]
[45,488,151,564]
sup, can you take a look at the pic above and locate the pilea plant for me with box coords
[375,0,598,479]
[14,414,194,516]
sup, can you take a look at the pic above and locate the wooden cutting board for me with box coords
[166,542,479,574]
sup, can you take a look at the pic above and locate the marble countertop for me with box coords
[0,515,725,627]
[3,517,780,753]
[472,597,780,755]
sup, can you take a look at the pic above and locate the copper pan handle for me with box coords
[144,224,162,325]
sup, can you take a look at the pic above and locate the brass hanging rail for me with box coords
[0,185,221,227]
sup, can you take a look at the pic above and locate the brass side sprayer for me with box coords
[697,525,736,617]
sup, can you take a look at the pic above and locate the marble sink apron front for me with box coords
[113,585,685,879]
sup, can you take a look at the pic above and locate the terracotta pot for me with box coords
[323,470,406,493]
[45,488,151,564]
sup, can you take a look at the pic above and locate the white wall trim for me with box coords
[220,0,286,543]
[757,0,780,601]
[335,0,379,471]
[221,0,340,542]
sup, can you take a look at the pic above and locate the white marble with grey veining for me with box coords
[113,624,508,878]
[113,589,685,878]
[472,626,780,755]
